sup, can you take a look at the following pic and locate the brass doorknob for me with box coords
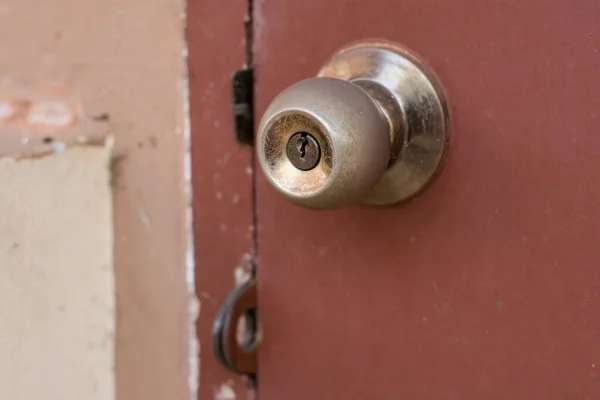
[257,40,449,209]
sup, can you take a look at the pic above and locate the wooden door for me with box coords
[254,1,600,399]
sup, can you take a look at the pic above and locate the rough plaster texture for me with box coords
[0,0,192,399]
[0,147,114,400]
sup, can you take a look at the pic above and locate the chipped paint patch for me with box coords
[234,254,253,286]
[0,81,110,159]
[27,100,77,128]
[0,83,82,133]
[214,381,236,400]
[0,103,15,120]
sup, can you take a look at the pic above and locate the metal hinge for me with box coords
[212,260,259,380]
[232,68,254,145]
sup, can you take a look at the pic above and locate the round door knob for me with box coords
[257,40,449,209]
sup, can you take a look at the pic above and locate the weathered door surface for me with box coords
[188,1,256,398]
[254,1,600,398]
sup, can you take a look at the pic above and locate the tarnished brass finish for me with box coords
[258,77,390,209]
[257,40,448,209]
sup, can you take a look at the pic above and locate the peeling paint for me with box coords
[181,8,199,397]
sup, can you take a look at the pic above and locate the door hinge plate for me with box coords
[232,68,254,145]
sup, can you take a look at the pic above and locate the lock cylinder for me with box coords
[257,40,449,209]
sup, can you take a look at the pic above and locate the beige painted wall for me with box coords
[0,146,115,400]
[0,0,194,399]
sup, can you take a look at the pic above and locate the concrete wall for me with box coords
[0,0,194,399]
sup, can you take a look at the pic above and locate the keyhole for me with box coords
[296,133,309,158]
[285,131,321,171]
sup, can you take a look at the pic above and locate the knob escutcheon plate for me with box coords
[318,40,449,205]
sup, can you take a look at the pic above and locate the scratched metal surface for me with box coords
[187,1,256,398]
[254,1,600,398]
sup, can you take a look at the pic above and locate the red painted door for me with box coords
[254,1,600,399]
